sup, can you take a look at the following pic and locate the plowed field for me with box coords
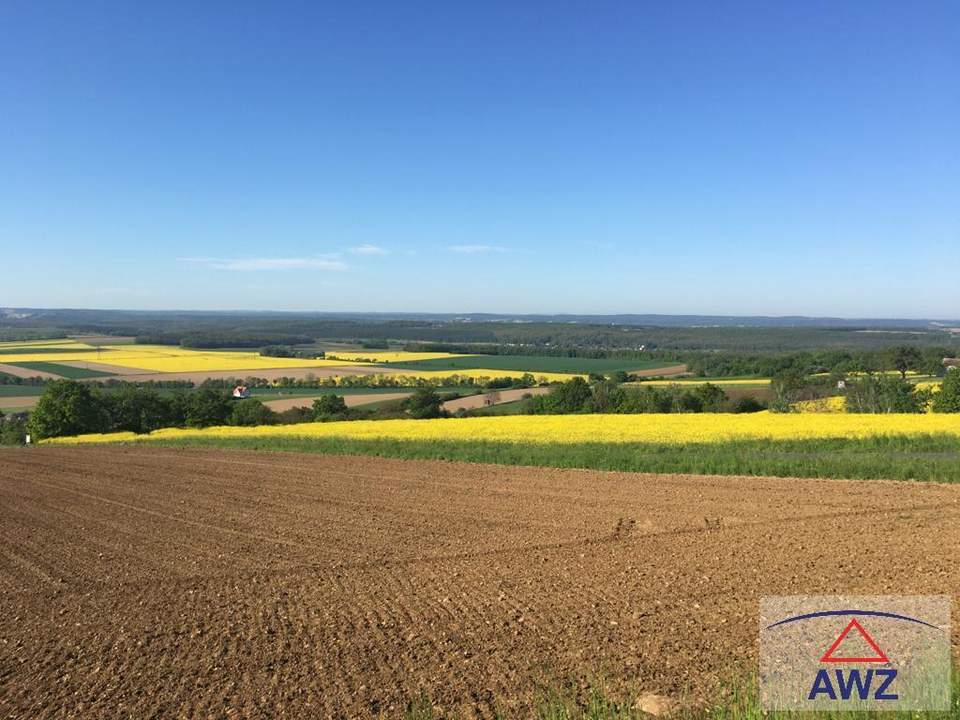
[1,447,958,718]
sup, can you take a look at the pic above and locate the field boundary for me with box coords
[62,434,960,482]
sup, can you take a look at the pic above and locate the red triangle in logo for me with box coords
[820,618,890,663]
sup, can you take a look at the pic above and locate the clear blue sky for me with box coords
[2,1,957,317]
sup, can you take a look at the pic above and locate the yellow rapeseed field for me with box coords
[0,340,577,378]
[45,412,960,446]
[325,351,473,363]
[87,346,353,372]
[0,341,353,371]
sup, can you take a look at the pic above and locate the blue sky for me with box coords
[1,1,957,317]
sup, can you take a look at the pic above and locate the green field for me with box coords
[463,399,530,415]
[5,362,114,379]
[121,434,960,483]
[384,355,677,374]
[0,386,46,397]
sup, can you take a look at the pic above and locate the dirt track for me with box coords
[630,364,688,377]
[441,386,550,412]
[262,392,413,412]
[1,448,958,719]
[0,396,38,410]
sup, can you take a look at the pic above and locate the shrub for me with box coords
[404,388,446,419]
[312,394,348,419]
[931,370,960,413]
[732,396,765,413]
[276,406,315,424]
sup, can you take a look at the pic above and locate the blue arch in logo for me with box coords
[766,609,940,631]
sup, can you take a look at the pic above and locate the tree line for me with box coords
[10,381,457,442]
[522,377,761,415]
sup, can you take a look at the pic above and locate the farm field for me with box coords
[44,413,960,481]
[0,386,45,396]
[1,447,958,718]
[0,341,354,374]
[441,385,551,412]
[369,353,681,375]
[49,412,960,446]
[0,341,586,384]
[262,392,414,412]
[0,363,64,380]
[3,361,114,379]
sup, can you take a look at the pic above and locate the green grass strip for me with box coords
[126,434,960,482]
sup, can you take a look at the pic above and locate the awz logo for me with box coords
[760,597,951,712]
[808,618,897,701]
[809,667,897,701]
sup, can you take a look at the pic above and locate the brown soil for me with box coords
[1,447,958,719]
[441,386,550,412]
[0,396,38,410]
[262,392,413,412]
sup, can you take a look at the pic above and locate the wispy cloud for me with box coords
[447,244,509,254]
[180,256,347,271]
[349,244,389,256]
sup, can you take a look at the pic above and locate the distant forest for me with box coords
[2,308,959,357]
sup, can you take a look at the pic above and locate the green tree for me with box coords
[673,390,703,413]
[768,369,807,413]
[588,381,625,412]
[312,394,348,418]
[542,377,593,413]
[101,385,174,434]
[27,380,106,440]
[229,398,277,426]
[693,383,727,412]
[185,387,233,427]
[931,371,960,413]
[888,346,922,379]
[843,375,926,413]
[404,388,445,419]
